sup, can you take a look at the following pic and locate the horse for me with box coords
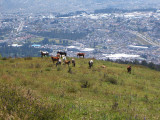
[72,59,75,67]
[56,59,61,67]
[40,51,49,58]
[101,65,106,68]
[51,56,59,63]
[57,51,67,57]
[88,60,93,68]
[77,53,85,58]
[62,56,67,63]
[65,60,70,66]
[127,66,131,73]
[56,54,61,58]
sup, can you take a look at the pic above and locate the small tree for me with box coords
[148,62,155,69]
[42,38,49,44]
[141,60,148,66]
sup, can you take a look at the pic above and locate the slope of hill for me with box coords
[0,57,160,119]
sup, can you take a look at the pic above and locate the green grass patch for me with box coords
[0,57,160,119]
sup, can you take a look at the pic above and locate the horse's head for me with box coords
[90,60,93,63]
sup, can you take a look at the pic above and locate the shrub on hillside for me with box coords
[57,66,61,71]
[112,102,119,110]
[35,63,41,68]
[105,77,118,85]
[0,84,58,120]
[67,87,77,93]
[80,80,90,88]
[2,57,7,60]
[47,64,53,67]
[9,59,15,63]
[45,68,51,71]
[68,67,72,73]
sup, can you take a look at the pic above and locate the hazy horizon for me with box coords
[0,0,160,13]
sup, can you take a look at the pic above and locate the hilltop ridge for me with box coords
[1,0,160,13]
[0,57,160,119]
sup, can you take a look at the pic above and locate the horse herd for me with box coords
[40,51,132,72]
[40,51,93,68]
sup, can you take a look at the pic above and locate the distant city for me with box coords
[0,8,160,64]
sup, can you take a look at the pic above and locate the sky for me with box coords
[0,0,160,13]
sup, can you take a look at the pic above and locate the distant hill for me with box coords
[1,0,160,13]
[0,57,160,119]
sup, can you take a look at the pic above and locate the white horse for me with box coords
[40,51,49,57]
[88,60,93,68]
[63,56,67,63]
[72,59,75,67]
[56,59,62,66]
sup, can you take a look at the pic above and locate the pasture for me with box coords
[0,57,160,120]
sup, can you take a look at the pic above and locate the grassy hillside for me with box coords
[0,57,160,120]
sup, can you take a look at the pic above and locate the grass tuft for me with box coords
[35,63,41,68]
[67,87,77,93]
[24,57,32,60]
[68,67,72,73]
[80,80,90,88]
[2,57,7,60]
[105,77,118,85]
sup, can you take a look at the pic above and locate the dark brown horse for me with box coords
[40,51,49,58]
[57,51,67,57]
[127,66,131,73]
[77,53,85,58]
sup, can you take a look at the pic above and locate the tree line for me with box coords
[29,30,89,40]
[106,58,160,71]
[94,8,157,14]
[0,43,51,58]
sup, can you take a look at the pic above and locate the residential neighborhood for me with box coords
[0,9,160,64]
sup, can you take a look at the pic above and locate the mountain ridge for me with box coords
[1,0,160,13]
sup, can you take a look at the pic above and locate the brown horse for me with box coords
[51,56,59,63]
[65,60,70,66]
[77,53,85,58]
